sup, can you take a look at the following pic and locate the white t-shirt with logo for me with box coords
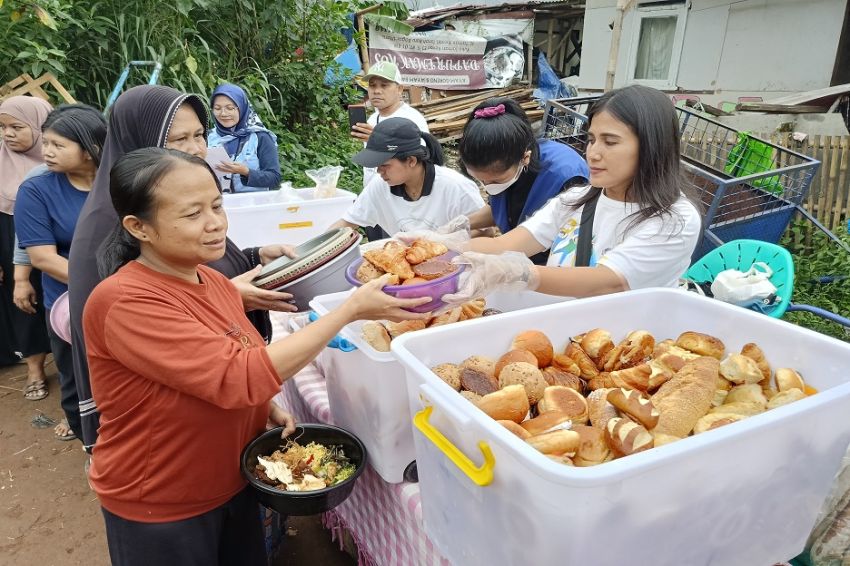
[344,165,484,236]
[521,185,702,289]
[363,103,430,187]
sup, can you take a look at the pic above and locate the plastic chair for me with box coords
[685,239,794,318]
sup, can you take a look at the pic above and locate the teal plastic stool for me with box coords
[685,239,795,318]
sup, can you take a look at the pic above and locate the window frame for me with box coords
[626,1,689,90]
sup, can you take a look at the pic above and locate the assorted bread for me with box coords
[430,327,816,466]
[356,239,455,286]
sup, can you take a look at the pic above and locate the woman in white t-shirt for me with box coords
[397,85,702,301]
[332,117,484,237]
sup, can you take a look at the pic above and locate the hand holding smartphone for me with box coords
[348,104,367,130]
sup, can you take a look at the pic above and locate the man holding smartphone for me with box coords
[350,61,429,188]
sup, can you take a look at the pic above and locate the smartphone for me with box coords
[348,104,367,129]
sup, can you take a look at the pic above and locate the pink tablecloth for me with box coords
[271,313,450,566]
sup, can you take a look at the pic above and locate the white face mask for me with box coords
[482,164,524,196]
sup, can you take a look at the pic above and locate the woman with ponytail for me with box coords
[331,117,485,236]
[85,147,426,565]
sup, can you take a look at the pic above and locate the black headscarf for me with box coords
[67,85,267,452]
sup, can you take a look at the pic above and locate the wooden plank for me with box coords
[824,136,840,228]
[831,136,849,229]
[735,102,828,114]
[46,73,75,103]
[547,18,555,58]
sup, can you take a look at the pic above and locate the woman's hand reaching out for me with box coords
[344,274,431,323]
[231,265,297,313]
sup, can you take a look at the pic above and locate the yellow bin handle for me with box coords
[413,405,495,486]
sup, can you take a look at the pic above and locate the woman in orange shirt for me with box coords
[83,147,427,566]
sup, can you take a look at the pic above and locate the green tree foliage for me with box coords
[0,0,364,188]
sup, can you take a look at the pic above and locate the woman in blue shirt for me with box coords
[15,104,106,441]
[207,84,281,192]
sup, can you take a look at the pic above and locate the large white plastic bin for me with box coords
[223,188,356,248]
[309,289,566,483]
[391,288,850,566]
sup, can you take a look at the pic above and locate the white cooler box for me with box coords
[391,288,850,566]
[309,289,567,483]
[223,188,356,248]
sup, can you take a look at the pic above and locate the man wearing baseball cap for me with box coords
[351,61,429,188]
[332,117,484,236]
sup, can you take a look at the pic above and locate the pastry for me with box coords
[498,420,531,440]
[587,373,614,390]
[587,388,619,430]
[675,331,725,359]
[570,424,611,467]
[601,330,655,371]
[461,355,496,377]
[741,342,771,385]
[405,239,448,265]
[693,413,745,434]
[412,259,456,280]
[547,454,575,466]
[363,247,415,280]
[650,431,682,447]
[459,299,486,321]
[607,388,660,430]
[653,340,701,361]
[475,385,529,423]
[605,418,653,457]
[551,354,582,376]
[401,277,429,286]
[775,368,805,392]
[525,429,580,456]
[541,366,584,393]
[711,389,728,407]
[767,388,806,409]
[498,362,548,405]
[719,354,764,385]
[481,308,503,317]
[609,363,652,392]
[709,401,764,417]
[460,368,499,396]
[495,349,539,378]
[431,363,462,390]
[428,307,462,327]
[511,330,554,368]
[459,390,482,404]
[564,342,599,380]
[651,357,719,437]
[385,319,427,339]
[537,386,588,424]
[724,384,767,407]
[578,328,615,368]
[520,411,573,436]
[355,259,385,283]
[361,321,391,352]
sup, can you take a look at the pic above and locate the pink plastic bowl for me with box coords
[345,252,465,313]
[50,291,72,344]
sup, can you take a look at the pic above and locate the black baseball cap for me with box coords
[352,117,423,168]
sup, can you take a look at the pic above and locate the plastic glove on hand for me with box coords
[442,251,539,306]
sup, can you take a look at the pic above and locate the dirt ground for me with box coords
[0,358,354,566]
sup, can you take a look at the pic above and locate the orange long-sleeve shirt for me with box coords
[83,261,282,522]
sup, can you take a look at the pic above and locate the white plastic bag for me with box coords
[710,262,778,307]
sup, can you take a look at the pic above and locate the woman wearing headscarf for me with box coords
[0,96,53,399]
[208,84,281,192]
[68,85,295,452]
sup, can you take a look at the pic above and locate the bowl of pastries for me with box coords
[345,239,465,313]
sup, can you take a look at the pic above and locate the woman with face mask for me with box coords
[68,85,298,453]
[331,117,485,236]
[457,97,589,264]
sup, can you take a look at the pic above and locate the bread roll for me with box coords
[607,388,660,430]
[541,366,584,393]
[498,362,548,405]
[361,321,391,352]
[495,349,538,378]
[653,339,701,361]
[609,363,652,392]
[551,353,582,376]
[715,375,734,392]
[711,389,728,407]
[676,331,725,359]
[693,413,745,434]
[775,368,805,393]
[431,363,462,390]
[520,411,573,436]
[401,276,430,286]
[724,383,767,407]
[546,454,575,466]
[587,388,619,430]
[461,355,496,377]
[385,319,427,339]
[571,424,611,467]
[605,418,654,457]
[498,420,531,440]
[460,368,499,396]
[356,259,385,283]
[709,401,764,417]
[587,373,614,391]
[564,342,599,379]
[525,429,580,456]
[767,388,806,410]
[475,385,529,423]
[459,299,486,321]
[459,390,482,404]
[429,307,462,327]
[578,328,615,367]
[650,431,682,447]
[537,386,588,424]
[741,342,771,385]
[601,330,655,371]
[720,354,764,385]
[511,330,554,368]
[651,357,719,437]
